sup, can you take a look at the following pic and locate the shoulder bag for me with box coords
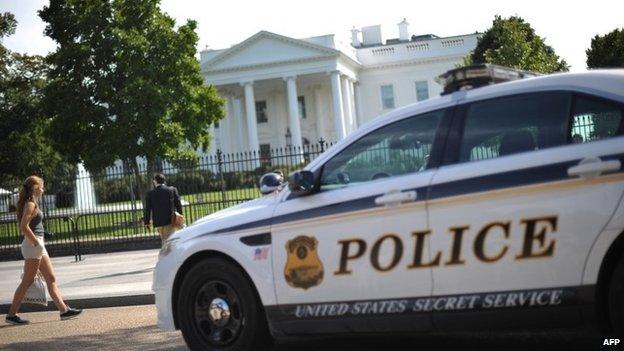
[170,187,185,228]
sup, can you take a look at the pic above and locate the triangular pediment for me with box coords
[203,31,338,71]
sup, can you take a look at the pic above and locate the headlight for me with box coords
[159,237,180,259]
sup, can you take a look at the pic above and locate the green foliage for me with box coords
[0,12,65,183]
[0,12,16,60]
[586,28,624,68]
[467,15,568,73]
[93,174,140,204]
[167,170,215,194]
[39,0,225,194]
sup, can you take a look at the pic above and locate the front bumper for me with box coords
[152,255,179,331]
[154,287,176,330]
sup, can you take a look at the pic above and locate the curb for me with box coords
[0,294,154,315]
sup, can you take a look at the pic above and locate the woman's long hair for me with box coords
[16,176,43,223]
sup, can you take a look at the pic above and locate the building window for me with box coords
[415,81,429,101]
[298,96,307,119]
[380,85,395,109]
[256,101,267,123]
[260,143,271,166]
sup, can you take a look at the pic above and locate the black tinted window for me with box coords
[459,93,571,162]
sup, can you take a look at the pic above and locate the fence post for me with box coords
[64,216,82,262]
[217,149,227,205]
[319,138,326,153]
[38,168,50,236]
[128,166,139,235]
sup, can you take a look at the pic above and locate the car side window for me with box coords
[570,95,623,144]
[320,110,444,191]
[458,93,571,162]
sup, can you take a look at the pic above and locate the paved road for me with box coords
[0,305,610,351]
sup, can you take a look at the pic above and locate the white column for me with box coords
[348,79,358,130]
[341,75,353,135]
[314,87,325,141]
[243,82,260,152]
[330,71,346,140]
[207,122,218,173]
[219,97,232,153]
[285,76,303,150]
[232,97,245,151]
[348,78,357,132]
[209,124,216,154]
[354,81,363,127]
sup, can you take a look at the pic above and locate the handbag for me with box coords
[23,271,49,306]
[170,187,185,228]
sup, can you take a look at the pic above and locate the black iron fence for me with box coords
[0,114,607,261]
[0,140,333,261]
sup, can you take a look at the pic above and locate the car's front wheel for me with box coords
[609,255,624,334]
[177,257,272,351]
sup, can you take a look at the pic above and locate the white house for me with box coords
[106,20,479,175]
[200,19,479,155]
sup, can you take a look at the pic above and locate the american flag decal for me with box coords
[254,247,269,260]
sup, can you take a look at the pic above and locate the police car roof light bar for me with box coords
[436,64,541,95]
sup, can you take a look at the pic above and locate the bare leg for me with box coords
[38,255,68,312]
[8,258,41,316]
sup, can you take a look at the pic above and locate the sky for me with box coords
[1,0,623,72]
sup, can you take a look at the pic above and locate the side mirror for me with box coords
[288,170,316,196]
[259,172,284,195]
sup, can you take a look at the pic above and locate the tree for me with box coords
[585,28,624,146]
[586,28,624,68]
[466,15,568,73]
[39,0,225,197]
[0,12,63,183]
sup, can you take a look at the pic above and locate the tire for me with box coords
[177,257,272,351]
[609,256,624,334]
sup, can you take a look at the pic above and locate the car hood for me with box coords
[173,191,283,242]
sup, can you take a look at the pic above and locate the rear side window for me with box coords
[458,93,571,162]
[570,96,623,144]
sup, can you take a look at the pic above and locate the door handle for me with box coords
[374,190,417,206]
[567,157,621,179]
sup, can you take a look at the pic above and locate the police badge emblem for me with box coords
[284,235,324,289]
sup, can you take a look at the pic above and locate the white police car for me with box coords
[153,65,624,351]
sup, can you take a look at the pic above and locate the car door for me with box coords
[426,92,624,330]
[268,108,448,334]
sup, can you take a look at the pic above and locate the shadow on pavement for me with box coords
[2,326,602,351]
[2,325,187,351]
[77,268,153,281]
[273,331,599,351]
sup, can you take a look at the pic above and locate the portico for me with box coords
[200,24,480,156]
[201,31,361,155]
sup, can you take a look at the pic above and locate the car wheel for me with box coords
[609,256,624,334]
[177,257,272,351]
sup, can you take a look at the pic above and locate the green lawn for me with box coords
[0,188,262,245]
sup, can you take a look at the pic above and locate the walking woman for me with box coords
[5,175,82,325]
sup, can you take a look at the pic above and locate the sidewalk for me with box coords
[0,249,159,314]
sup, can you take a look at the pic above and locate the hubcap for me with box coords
[194,280,243,346]
[208,298,231,327]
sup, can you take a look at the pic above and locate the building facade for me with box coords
[200,20,479,155]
